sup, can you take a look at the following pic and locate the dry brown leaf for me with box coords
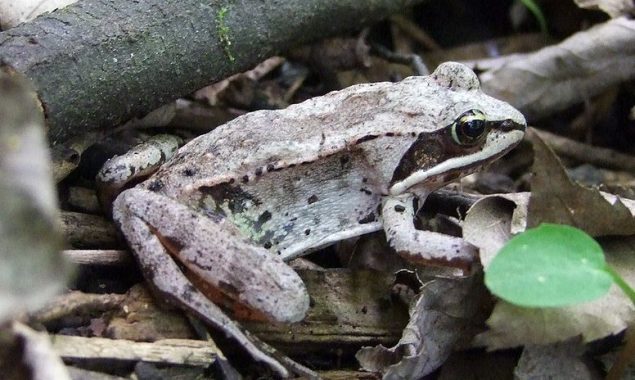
[463,192,529,268]
[463,129,635,350]
[0,70,70,323]
[514,338,594,380]
[8,322,70,380]
[574,0,635,17]
[479,17,635,121]
[527,128,635,236]
[356,273,483,379]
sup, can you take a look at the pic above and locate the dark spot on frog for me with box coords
[394,205,406,213]
[183,167,196,176]
[200,183,261,214]
[242,175,249,183]
[147,179,164,192]
[263,241,272,249]
[253,210,272,231]
[355,134,379,144]
[362,177,368,183]
[266,164,275,172]
[307,195,318,204]
[339,154,352,170]
[282,222,294,234]
[180,286,195,303]
[358,212,376,224]
[359,188,372,195]
[255,167,263,176]
[228,178,235,184]
[111,163,131,175]
[304,228,311,236]
[385,132,395,137]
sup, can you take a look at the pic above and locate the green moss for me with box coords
[216,6,235,63]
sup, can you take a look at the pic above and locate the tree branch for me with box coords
[0,0,423,145]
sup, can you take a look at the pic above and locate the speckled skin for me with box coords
[109,62,525,373]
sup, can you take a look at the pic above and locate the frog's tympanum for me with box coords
[100,62,525,374]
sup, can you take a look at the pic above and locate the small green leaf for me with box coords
[485,223,613,307]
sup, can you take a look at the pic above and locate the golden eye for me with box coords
[450,109,487,145]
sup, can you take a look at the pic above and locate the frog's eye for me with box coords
[450,109,487,146]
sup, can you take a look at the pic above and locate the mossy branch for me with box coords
[0,0,424,145]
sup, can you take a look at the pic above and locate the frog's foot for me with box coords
[96,134,182,209]
[113,188,311,377]
[382,195,477,273]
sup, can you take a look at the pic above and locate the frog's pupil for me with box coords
[462,119,485,138]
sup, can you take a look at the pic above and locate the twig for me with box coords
[31,291,125,325]
[60,211,119,248]
[390,14,441,50]
[534,129,635,172]
[62,250,131,266]
[51,336,219,367]
[371,43,429,75]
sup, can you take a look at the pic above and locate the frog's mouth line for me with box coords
[389,126,524,195]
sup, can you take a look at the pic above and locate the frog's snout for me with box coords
[499,118,525,132]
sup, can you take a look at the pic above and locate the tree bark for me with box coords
[0,0,423,145]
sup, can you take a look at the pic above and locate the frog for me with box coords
[99,62,526,376]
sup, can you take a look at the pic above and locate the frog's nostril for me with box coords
[499,119,524,132]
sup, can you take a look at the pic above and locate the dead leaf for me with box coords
[574,0,635,17]
[479,17,635,121]
[0,0,77,29]
[528,128,635,236]
[0,69,70,323]
[463,192,529,268]
[5,322,70,380]
[356,273,484,379]
[463,128,635,350]
[514,338,595,380]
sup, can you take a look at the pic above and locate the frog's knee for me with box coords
[246,269,310,323]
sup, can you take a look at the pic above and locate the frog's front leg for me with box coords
[382,194,477,273]
[113,188,310,376]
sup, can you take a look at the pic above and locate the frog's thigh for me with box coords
[113,189,295,376]
[113,188,309,324]
[382,195,476,272]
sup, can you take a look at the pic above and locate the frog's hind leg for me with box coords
[113,188,312,377]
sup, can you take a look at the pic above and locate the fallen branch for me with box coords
[52,336,219,367]
[0,0,424,145]
[534,129,635,172]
